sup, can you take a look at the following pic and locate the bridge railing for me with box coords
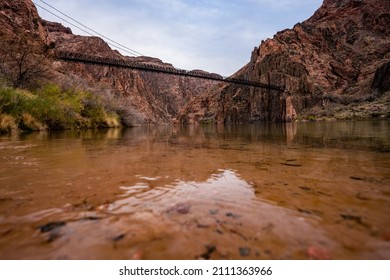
[53,51,284,91]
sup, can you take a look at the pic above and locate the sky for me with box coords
[35,0,323,76]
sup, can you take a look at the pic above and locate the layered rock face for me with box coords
[45,21,219,124]
[0,0,51,89]
[0,0,46,39]
[179,0,390,123]
[0,0,217,125]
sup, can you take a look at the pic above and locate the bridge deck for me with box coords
[54,51,284,91]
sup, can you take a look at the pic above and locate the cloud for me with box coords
[242,0,321,10]
[35,0,322,76]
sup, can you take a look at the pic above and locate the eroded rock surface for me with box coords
[0,0,217,125]
[179,0,390,123]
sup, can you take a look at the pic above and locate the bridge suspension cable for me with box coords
[36,2,284,91]
[34,0,145,57]
[54,51,284,91]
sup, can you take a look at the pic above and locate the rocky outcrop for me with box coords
[41,20,71,34]
[179,0,390,123]
[0,0,51,88]
[0,0,46,40]
[372,61,390,93]
[0,0,217,125]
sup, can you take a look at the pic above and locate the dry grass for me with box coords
[0,114,17,134]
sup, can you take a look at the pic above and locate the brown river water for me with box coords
[0,121,389,260]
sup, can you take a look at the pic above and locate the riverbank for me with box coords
[0,84,121,134]
[296,92,390,122]
[2,84,389,134]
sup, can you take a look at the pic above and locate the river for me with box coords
[0,121,389,259]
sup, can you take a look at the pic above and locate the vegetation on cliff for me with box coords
[0,83,120,134]
[0,0,216,127]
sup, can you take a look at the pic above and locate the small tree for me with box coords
[0,34,50,88]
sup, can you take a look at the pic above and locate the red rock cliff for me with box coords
[0,0,217,125]
[179,0,390,123]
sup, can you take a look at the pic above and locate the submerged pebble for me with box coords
[381,231,390,241]
[170,203,191,214]
[239,247,251,257]
[198,245,216,260]
[112,233,125,242]
[340,214,362,224]
[226,212,241,219]
[37,221,66,233]
[306,246,331,260]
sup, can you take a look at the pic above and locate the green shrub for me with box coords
[0,84,120,133]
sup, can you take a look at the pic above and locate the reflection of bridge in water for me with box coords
[54,51,284,91]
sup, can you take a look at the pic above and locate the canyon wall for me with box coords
[179,0,390,123]
[0,0,217,126]
[2,0,389,125]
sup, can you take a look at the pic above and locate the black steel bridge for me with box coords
[54,51,284,91]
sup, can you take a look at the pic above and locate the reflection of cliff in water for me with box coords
[16,121,390,153]
[1,120,389,259]
[154,121,390,152]
[289,121,390,152]
[220,121,388,152]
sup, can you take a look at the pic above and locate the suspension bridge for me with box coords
[36,0,284,92]
[54,51,285,91]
